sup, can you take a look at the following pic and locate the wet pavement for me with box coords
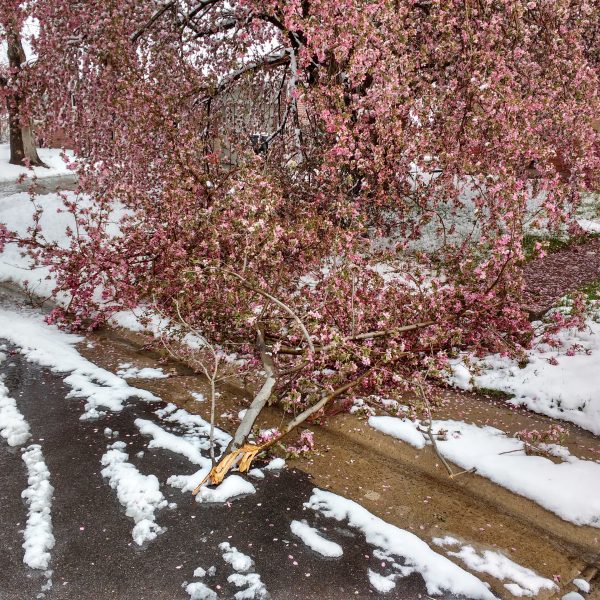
[0,346,455,600]
[0,176,78,199]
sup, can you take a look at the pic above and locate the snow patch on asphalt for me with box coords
[369,416,600,528]
[368,569,396,593]
[264,457,285,471]
[155,403,231,450]
[219,542,268,599]
[290,520,343,558]
[21,444,55,570]
[195,476,256,503]
[305,488,495,599]
[0,379,31,446]
[135,419,209,466]
[0,309,159,420]
[433,538,555,596]
[100,441,167,545]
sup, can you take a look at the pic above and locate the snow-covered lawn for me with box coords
[450,317,600,436]
[0,144,74,183]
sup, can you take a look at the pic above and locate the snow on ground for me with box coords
[0,144,74,183]
[135,418,209,466]
[195,475,256,503]
[368,415,426,449]
[0,308,159,420]
[185,581,218,600]
[100,440,167,545]
[219,542,269,600]
[573,579,591,593]
[577,218,600,234]
[290,520,343,558]
[21,444,55,570]
[116,363,168,379]
[433,538,555,597]
[0,378,31,446]
[368,416,600,528]
[264,457,285,470]
[449,318,600,436]
[305,488,495,599]
[155,403,231,450]
[368,569,397,593]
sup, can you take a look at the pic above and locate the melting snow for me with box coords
[433,538,555,596]
[116,363,168,379]
[290,520,343,558]
[100,441,167,545]
[219,543,268,599]
[368,416,600,528]
[368,415,426,449]
[305,488,494,599]
[0,309,159,420]
[0,379,31,446]
[449,318,600,435]
[195,476,256,503]
[21,444,55,570]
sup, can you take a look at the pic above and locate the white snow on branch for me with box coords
[21,444,55,570]
[290,520,343,558]
[100,441,167,545]
[305,488,495,600]
[0,379,31,446]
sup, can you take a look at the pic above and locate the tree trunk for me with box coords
[4,19,47,168]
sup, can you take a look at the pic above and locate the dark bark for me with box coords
[3,20,47,168]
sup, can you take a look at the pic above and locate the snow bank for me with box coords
[450,319,600,435]
[433,539,555,597]
[368,415,425,449]
[0,308,159,420]
[290,520,343,558]
[100,441,167,545]
[21,444,55,570]
[0,379,31,446]
[0,144,74,183]
[369,415,600,528]
[305,488,494,599]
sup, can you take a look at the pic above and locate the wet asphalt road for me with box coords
[0,346,456,600]
[0,176,78,199]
